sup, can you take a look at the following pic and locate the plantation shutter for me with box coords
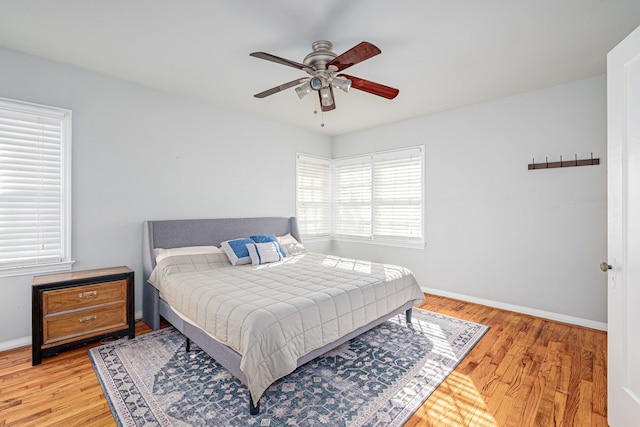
[296,154,332,237]
[297,146,424,247]
[0,98,72,275]
[372,147,423,241]
[333,157,372,238]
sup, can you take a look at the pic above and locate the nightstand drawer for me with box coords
[43,280,127,314]
[32,266,135,365]
[43,303,127,348]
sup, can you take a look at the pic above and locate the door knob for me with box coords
[600,262,612,272]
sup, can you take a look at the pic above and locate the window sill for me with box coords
[0,261,76,278]
[333,237,425,250]
[300,236,333,243]
[298,236,425,250]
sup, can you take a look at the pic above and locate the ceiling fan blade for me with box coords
[320,86,336,112]
[253,78,309,98]
[327,42,381,72]
[250,52,308,71]
[339,74,399,99]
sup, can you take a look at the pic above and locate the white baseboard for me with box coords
[0,336,31,353]
[421,286,608,331]
[0,310,146,354]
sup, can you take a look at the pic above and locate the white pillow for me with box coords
[246,242,284,265]
[220,238,254,265]
[277,233,306,256]
[154,246,223,263]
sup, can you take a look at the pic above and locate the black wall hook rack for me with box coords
[528,153,600,170]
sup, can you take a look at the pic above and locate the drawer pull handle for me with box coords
[79,291,97,299]
[80,315,97,323]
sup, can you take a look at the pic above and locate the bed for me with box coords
[142,216,425,414]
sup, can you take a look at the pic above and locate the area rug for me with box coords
[89,308,488,426]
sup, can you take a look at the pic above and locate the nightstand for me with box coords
[32,266,135,365]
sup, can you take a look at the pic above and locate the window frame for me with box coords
[0,96,73,277]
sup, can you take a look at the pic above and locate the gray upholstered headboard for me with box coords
[142,216,300,280]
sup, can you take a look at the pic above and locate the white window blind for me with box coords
[0,97,72,277]
[333,146,424,246]
[372,148,423,242]
[296,154,332,238]
[333,157,372,238]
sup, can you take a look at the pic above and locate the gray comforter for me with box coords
[148,251,425,403]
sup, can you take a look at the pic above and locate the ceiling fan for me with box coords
[250,40,399,112]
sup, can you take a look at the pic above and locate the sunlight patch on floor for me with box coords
[418,322,457,360]
[419,371,498,427]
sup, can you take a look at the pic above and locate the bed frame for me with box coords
[142,216,413,414]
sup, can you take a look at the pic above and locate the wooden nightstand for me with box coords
[32,266,135,365]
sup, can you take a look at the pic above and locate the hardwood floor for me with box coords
[0,294,607,426]
[408,295,607,427]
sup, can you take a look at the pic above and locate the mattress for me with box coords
[148,250,425,402]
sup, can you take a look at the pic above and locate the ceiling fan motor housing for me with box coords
[303,41,337,70]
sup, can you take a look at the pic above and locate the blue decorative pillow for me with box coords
[250,234,286,257]
[220,238,254,265]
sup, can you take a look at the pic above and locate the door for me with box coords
[607,24,640,426]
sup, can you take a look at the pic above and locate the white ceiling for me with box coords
[1,1,639,136]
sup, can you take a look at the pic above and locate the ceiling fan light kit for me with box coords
[332,76,352,93]
[295,81,312,99]
[250,40,399,120]
[320,86,333,107]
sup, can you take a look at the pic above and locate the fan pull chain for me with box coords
[312,96,324,127]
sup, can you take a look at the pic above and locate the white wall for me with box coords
[0,46,607,348]
[332,76,607,326]
[0,47,332,346]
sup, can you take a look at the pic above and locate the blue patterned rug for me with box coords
[89,308,488,426]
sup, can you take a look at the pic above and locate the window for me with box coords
[333,156,371,238]
[296,154,332,238]
[335,147,424,246]
[296,146,424,247]
[0,97,73,277]
[373,149,424,241]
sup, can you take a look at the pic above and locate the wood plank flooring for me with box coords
[0,294,607,426]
